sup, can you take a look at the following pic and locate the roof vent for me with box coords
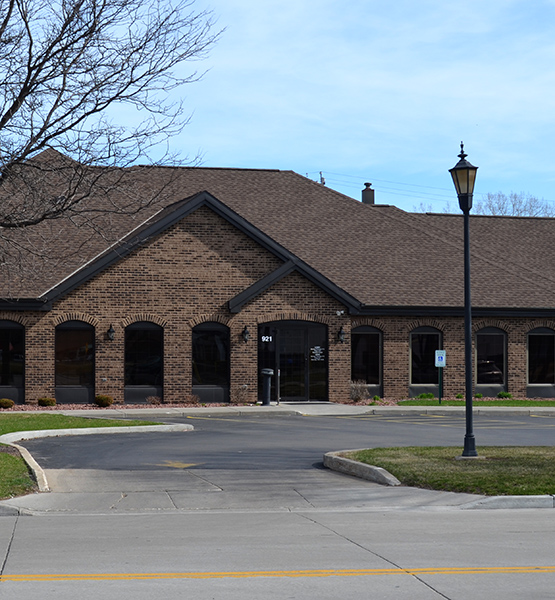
[362,182,375,205]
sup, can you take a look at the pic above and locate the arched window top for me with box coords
[477,326,506,335]
[193,322,229,333]
[126,321,163,331]
[0,320,24,329]
[56,320,93,330]
[352,325,382,334]
[411,326,441,334]
[529,327,555,335]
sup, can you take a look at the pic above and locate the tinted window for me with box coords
[351,329,381,384]
[125,323,163,386]
[55,322,94,386]
[0,321,24,386]
[529,332,555,384]
[476,330,505,385]
[192,324,230,386]
[411,331,440,384]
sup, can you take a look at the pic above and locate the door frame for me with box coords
[258,320,328,402]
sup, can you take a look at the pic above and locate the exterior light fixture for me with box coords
[337,326,346,343]
[242,326,250,343]
[449,142,478,212]
[449,142,478,458]
[107,324,115,341]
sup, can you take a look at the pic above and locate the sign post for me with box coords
[435,350,446,405]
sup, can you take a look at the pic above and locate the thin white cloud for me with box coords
[160,0,555,210]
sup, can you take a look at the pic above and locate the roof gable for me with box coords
[39,191,362,313]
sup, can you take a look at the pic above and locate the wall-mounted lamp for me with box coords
[337,326,346,343]
[107,324,115,341]
[242,326,250,343]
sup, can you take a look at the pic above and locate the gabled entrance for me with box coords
[258,321,328,402]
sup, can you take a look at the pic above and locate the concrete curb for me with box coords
[5,403,555,419]
[0,424,194,496]
[0,423,193,445]
[323,450,401,486]
[324,449,555,510]
[460,495,555,509]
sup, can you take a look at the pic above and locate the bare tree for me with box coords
[472,192,555,217]
[0,0,221,230]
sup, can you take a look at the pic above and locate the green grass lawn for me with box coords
[0,414,159,500]
[0,413,157,436]
[346,446,555,496]
[398,398,555,407]
[0,450,39,499]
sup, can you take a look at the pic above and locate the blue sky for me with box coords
[167,0,555,212]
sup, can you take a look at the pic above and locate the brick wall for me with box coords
[17,207,349,403]
[3,205,552,403]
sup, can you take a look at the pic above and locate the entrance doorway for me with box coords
[258,321,328,402]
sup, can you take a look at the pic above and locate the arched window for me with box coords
[351,326,382,391]
[410,327,441,385]
[476,327,506,385]
[192,322,230,402]
[55,321,94,403]
[528,328,555,385]
[0,320,24,403]
[125,322,163,387]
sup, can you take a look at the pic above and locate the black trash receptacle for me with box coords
[260,368,274,406]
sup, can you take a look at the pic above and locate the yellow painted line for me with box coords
[3,566,555,583]
[156,461,199,469]
[186,416,246,423]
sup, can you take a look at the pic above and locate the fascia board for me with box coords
[0,299,52,311]
[359,305,555,318]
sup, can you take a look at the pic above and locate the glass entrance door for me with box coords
[258,321,328,402]
[279,328,306,400]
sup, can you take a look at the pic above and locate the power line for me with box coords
[309,170,555,208]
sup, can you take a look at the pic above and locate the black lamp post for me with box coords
[449,142,478,457]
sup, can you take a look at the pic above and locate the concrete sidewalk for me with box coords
[28,401,555,419]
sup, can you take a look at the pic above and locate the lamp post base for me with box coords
[462,434,478,457]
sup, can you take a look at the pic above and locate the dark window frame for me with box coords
[475,327,506,386]
[0,320,24,387]
[125,321,164,387]
[192,322,230,388]
[528,327,555,385]
[410,327,442,385]
[55,320,95,387]
[351,326,382,385]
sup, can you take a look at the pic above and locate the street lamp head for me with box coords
[449,142,478,212]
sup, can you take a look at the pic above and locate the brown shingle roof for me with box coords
[2,153,555,311]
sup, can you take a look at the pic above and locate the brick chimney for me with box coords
[362,182,375,205]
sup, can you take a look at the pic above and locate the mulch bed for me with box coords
[1,402,227,411]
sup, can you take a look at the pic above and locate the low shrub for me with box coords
[475,393,483,398]
[497,391,513,399]
[230,385,250,405]
[94,394,114,407]
[0,398,14,409]
[350,380,370,402]
[37,397,56,407]
[416,392,435,399]
[184,394,201,405]
[455,393,464,399]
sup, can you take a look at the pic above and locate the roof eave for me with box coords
[359,305,555,318]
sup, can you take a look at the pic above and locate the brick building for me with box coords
[1,151,555,404]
